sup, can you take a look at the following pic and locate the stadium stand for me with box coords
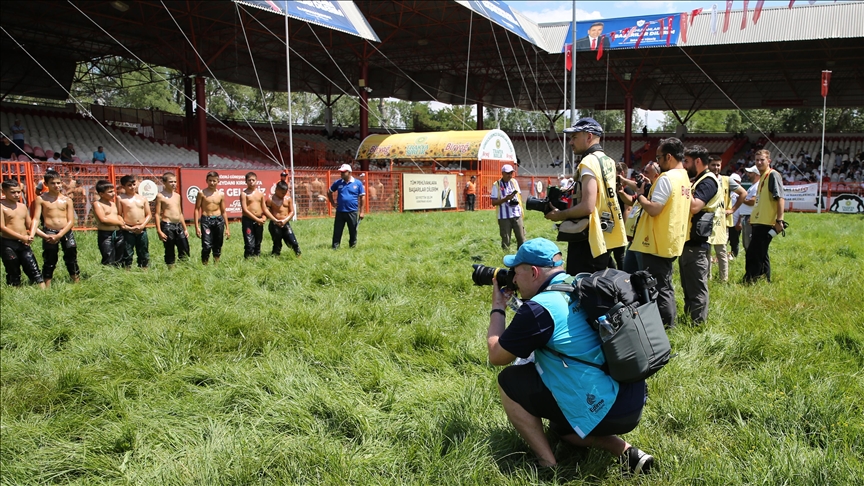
[0,106,273,169]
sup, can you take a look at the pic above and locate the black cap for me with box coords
[563,117,604,136]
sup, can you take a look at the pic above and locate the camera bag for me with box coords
[544,269,672,383]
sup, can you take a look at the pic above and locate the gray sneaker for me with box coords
[619,446,654,476]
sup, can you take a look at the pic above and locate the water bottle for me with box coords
[598,315,615,342]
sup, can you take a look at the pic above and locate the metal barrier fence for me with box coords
[4,163,861,231]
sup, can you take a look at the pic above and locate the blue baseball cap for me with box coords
[503,238,564,268]
[563,117,604,136]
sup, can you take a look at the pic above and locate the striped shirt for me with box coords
[491,179,522,219]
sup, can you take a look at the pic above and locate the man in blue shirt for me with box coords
[327,164,365,249]
[486,238,654,475]
[92,146,107,163]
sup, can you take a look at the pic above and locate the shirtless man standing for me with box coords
[240,172,266,259]
[116,175,151,269]
[155,172,190,268]
[194,171,230,264]
[310,176,326,214]
[31,170,80,287]
[92,180,127,266]
[264,181,301,257]
[0,179,45,288]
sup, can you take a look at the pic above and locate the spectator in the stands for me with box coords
[10,118,26,155]
[60,143,76,162]
[50,152,62,163]
[0,136,15,161]
[92,146,107,163]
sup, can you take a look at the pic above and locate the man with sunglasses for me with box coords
[545,118,626,275]
[629,138,691,328]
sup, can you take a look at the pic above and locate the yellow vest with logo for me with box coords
[721,176,734,227]
[705,172,728,245]
[751,169,780,226]
[632,168,691,258]
[577,152,627,257]
[625,203,642,239]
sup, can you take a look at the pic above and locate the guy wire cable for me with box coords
[677,45,803,175]
[463,10,473,130]
[236,1,285,169]
[2,26,155,176]
[68,1,282,167]
[240,5,398,135]
[491,21,535,175]
[515,38,560,168]
[161,1,283,166]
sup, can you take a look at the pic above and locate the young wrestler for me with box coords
[0,179,46,288]
[240,172,266,258]
[154,172,190,268]
[194,171,230,264]
[92,180,127,266]
[263,181,301,257]
[116,175,151,269]
[30,170,80,287]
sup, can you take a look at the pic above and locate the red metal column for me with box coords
[477,101,484,130]
[195,76,208,167]
[624,94,634,167]
[184,76,194,147]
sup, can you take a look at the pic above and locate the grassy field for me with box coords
[1,210,862,485]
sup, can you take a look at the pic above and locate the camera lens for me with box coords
[472,264,516,290]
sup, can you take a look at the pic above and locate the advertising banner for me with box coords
[236,0,379,42]
[783,183,819,211]
[180,169,285,220]
[403,173,457,210]
[356,130,516,162]
[829,193,864,214]
[562,13,681,52]
[461,1,535,45]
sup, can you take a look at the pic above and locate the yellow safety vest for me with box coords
[577,152,627,257]
[752,169,779,226]
[721,176,734,227]
[632,168,691,258]
[701,172,727,245]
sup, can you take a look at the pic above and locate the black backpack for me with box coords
[545,268,672,383]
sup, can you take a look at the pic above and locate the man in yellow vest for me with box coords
[630,138,691,328]
[744,150,786,283]
[545,117,626,274]
[708,157,747,282]
[679,146,720,324]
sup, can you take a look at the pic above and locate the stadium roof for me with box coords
[1,1,862,114]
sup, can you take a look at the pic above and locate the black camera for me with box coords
[472,264,516,291]
[525,185,571,214]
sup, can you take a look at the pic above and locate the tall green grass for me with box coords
[2,211,862,485]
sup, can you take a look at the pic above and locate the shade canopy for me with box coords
[356,129,516,162]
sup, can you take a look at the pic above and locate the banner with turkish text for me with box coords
[561,13,681,52]
[402,173,457,210]
[180,169,285,220]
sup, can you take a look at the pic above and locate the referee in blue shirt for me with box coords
[327,164,365,249]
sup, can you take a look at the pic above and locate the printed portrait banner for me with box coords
[180,169,285,220]
[236,0,380,42]
[562,13,682,52]
[402,173,457,211]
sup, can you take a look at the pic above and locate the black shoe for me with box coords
[332,244,339,250]
[619,446,654,476]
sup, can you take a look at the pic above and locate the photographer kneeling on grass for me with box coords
[486,238,653,475]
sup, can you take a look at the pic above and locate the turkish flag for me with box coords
[723,1,733,33]
[596,35,605,60]
[753,0,766,24]
[565,43,573,71]
[742,0,750,30]
[822,71,832,97]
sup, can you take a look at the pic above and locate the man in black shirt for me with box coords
[679,145,719,324]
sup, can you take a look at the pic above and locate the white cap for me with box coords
[745,166,759,174]
[338,164,352,172]
[501,164,515,173]
[730,173,741,183]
